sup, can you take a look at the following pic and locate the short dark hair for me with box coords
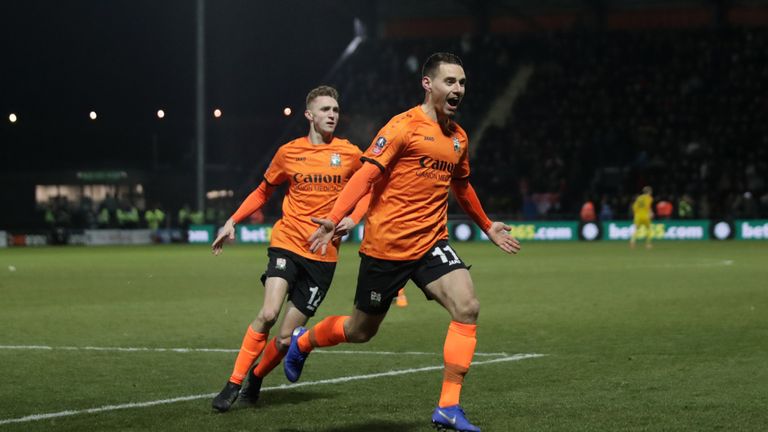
[421,52,463,78]
[306,85,339,108]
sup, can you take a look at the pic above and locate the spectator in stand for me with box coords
[205,206,217,225]
[117,202,139,229]
[599,195,614,220]
[678,195,694,219]
[97,206,111,228]
[44,205,56,228]
[656,199,673,220]
[248,208,265,224]
[145,204,165,231]
[178,204,191,230]
[189,209,204,225]
[580,199,596,222]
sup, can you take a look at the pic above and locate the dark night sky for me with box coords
[1,1,364,170]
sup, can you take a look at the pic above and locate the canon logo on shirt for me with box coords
[292,173,343,184]
[419,156,456,173]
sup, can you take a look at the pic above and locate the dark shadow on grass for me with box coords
[277,419,423,432]
[229,389,334,410]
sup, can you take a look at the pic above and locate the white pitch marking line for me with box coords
[0,345,509,357]
[0,353,545,426]
[315,350,510,357]
[621,259,736,270]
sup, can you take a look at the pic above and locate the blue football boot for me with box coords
[283,326,309,382]
[431,404,481,432]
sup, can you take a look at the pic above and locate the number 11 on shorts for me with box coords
[432,245,460,265]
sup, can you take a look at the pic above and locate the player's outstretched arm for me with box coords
[451,179,521,255]
[212,181,275,255]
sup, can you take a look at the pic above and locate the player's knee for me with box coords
[454,298,480,323]
[256,309,279,327]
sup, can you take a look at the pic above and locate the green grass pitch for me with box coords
[1,241,767,431]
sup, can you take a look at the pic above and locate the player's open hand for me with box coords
[308,217,336,255]
[212,219,236,255]
[487,221,521,254]
[333,217,356,241]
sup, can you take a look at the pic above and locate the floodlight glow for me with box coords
[89,111,97,120]
[213,108,222,118]
[157,109,165,119]
[283,107,292,116]
[9,113,17,123]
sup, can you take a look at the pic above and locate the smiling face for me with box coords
[425,63,466,117]
[305,95,339,136]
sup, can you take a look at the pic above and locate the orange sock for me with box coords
[297,315,349,353]
[438,321,477,407]
[228,326,267,385]
[253,337,285,378]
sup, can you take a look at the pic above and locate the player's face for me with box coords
[305,96,339,135]
[427,63,466,117]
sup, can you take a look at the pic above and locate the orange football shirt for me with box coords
[264,136,362,262]
[359,106,470,261]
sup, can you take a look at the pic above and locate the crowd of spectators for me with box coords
[39,196,234,232]
[479,28,768,220]
[329,28,768,220]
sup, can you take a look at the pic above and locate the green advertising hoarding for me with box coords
[236,222,579,244]
[603,220,709,241]
[187,224,215,243]
[237,224,274,243]
[735,220,768,240]
[456,221,578,242]
[236,224,365,243]
[189,219,768,244]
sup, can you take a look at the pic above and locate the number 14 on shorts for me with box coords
[306,286,323,311]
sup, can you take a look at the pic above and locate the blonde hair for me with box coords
[305,85,339,109]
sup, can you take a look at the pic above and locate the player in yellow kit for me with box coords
[630,186,654,249]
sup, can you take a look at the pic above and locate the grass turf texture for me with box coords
[0,241,766,431]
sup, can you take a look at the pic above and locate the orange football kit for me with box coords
[297,106,494,409]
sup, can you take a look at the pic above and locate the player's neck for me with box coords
[420,102,438,122]
[307,127,333,145]
[420,103,453,135]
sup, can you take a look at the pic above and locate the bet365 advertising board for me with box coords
[735,220,768,240]
[600,220,709,241]
[186,220,768,244]
[450,221,578,242]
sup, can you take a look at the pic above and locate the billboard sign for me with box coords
[188,225,215,244]
[736,220,768,240]
[603,220,709,240]
[461,221,577,242]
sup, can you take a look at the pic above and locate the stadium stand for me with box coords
[326,28,768,220]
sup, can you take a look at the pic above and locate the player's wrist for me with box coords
[480,219,493,233]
